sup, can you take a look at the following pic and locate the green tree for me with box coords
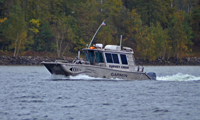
[168,10,191,58]
[0,0,12,51]
[30,21,52,52]
[100,0,125,45]
[51,17,76,58]
[124,0,174,28]
[191,0,200,52]
[70,0,100,51]
[124,9,142,47]
[150,22,170,60]
[3,1,31,57]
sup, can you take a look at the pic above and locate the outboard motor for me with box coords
[147,72,156,80]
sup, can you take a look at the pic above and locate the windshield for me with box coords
[85,51,93,62]
[95,52,104,63]
[85,50,104,64]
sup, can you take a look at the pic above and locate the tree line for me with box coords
[0,0,199,60]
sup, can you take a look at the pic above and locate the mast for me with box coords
[120,35,122,50]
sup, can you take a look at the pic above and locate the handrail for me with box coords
[137,66,144,72]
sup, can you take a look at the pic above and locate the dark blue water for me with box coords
[0,66,200,120]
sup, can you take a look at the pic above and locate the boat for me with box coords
[42,21,156,80]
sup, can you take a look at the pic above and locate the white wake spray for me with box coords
[49,74,102,80]
[49,74,123,80]
[49,73,200,81]
[69,74,102,80]
[157,73,200,81]
[69,74,123,80]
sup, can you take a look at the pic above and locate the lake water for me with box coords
[0,66,200,120]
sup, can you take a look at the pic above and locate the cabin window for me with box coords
[85,52,89,61]
[112,54,119,63]
[105,53,119,64]
[85,51,94,63]
[105,53,112,63]
[89,51,94,63]
[120,54,128,65]
[95,52,104,63]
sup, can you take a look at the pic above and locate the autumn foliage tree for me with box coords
[0,0,198,60]
[3,1,30,57]
[168,10,192,58]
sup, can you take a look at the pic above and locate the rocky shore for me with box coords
[0,55,200,65]
[0,56,68,65]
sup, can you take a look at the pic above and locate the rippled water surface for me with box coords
[0,66,200,120]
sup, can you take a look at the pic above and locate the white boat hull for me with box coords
[42,62,152,80]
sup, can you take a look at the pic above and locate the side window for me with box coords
[105,53,119,64]
[120,54,128,65]
[105,53,112,63]
[112,54,119,64]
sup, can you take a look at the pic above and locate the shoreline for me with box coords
[0,56,200,66]
[135,57,200,66]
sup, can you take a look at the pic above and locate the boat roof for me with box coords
[82,44,134,54]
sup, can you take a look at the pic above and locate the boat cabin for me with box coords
[82,43,136,72]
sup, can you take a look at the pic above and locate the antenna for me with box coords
[88,20,105,48]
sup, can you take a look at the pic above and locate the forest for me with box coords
[0,0,200,61]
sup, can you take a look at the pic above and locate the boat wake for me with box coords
[48,73,200,81]
[48,74,97,81]
[69,74,102,80]
[157,73,200,81]
[48,74,123,81]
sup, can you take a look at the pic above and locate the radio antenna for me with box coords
[88,20,105,48]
